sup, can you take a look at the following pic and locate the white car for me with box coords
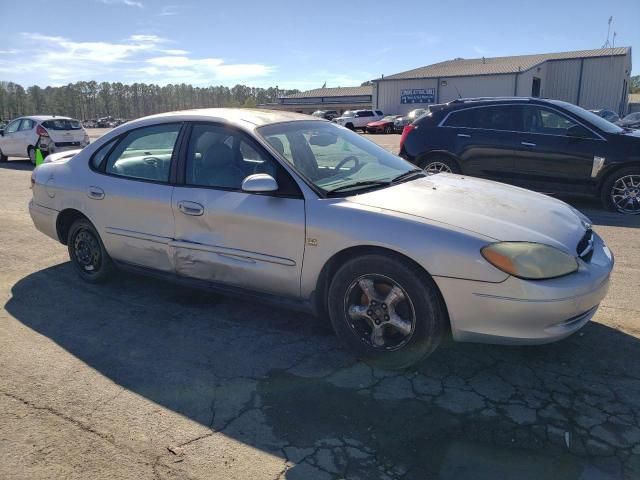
[333,109,384,131]
[0,116,90,164]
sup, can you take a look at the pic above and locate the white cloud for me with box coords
[158,5,182,16]
[0,49,19,55]
[98,0,143,8]
[162,49,190,55]
[141,56,274,84]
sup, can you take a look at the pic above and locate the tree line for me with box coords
[0,81,301,121]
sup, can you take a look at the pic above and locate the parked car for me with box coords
[400,97,640,214]
[616,112,640,129]
[0,116,90,164]
[333,109,384,131]
[365,115,402,134]
[394,108,427,133]
[589,109,620,123]
[312,110,339,121]
[29,108,613,367]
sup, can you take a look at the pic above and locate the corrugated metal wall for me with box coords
[373,78,438,114]
[439,75,515,102]
[579,55,628,111]
[543,60,582,103]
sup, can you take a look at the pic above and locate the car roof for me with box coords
[133,108,314,128]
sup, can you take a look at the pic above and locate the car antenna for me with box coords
[453,83,462,99]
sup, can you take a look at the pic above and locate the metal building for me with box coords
[373,47,632,116]
[262,86,372,115]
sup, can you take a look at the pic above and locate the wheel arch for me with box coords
[56,208,91,245]
[312,245,450,325]
[597,161,640,192]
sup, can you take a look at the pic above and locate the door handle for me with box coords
[87,186,105,200]
[521,141,536,147]
[457,133,471,138]
[177,200,204,216]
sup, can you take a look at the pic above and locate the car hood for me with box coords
[348,174,588,252]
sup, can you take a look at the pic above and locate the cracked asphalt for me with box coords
[1,131,640,479]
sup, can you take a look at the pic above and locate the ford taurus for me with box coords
[29,109,614,368]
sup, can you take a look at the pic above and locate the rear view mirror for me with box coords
[309,133,338,147]
[241,173,279,193]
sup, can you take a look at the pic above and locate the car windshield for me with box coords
[408,109,426,119]
[549,100,623,134]
[341,111,355,117]
[257,121,417,195]
[381,116,397,121]
[42,119,82,130]
[623,112,640,121]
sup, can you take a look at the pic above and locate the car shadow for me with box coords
[0,159,32,171]
[5,263,640,479]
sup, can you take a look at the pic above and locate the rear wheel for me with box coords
[419,154,461,175]
[68,218,114,283]
[328,254,448,369]
[600,167,640,214]
[28,146,35,165]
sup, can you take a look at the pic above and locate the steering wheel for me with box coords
[335,155,361,173]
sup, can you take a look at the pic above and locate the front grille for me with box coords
[576,228,594,262]
[54,141,81,147]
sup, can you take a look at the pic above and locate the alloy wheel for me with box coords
[611,174,640,214]
[73,229,102,273]
[343,274,416,350]
[424,161,452,174]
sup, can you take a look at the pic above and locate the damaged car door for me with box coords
[170,122,305,297]
[87,123,182,271]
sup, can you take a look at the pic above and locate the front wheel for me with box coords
[419,155,461,175]
[0,149,7,162]
[328,254,448,369]
[600,167,640,214]
[68,218,114,283]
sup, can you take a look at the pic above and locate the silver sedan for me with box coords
[29,109,614,368]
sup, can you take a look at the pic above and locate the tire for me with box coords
[28,146,35,165]
[385,125,393,134]
[345,123,354,131]
[600,166,640,214]
[0,149,7,162]
[328,254,448,369]
[67,218,114,283]
[418,154,461,175]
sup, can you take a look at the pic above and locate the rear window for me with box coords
[42,119,82,130]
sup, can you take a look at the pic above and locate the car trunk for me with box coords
[41,119,85,145]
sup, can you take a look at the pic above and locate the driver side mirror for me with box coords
[241,173,279,193]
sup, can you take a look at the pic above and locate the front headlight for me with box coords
[481,242,578,280]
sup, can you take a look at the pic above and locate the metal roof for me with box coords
[282,86,373,99]
[378,47,631,81]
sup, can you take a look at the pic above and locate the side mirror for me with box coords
[241,173,278,193]
[566,125,591,139]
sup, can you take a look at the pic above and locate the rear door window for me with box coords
[445,106,522,131]
[104,123,181,182]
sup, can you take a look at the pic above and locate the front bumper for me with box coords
[434,232,613,345]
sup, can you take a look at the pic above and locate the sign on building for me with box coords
[401,88,435,104]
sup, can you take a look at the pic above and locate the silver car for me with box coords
[29,109,614,368]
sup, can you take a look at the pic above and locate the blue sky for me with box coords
[0,0,637,89]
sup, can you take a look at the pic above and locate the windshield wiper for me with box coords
[326,180,391,194]
[391,169,425,183]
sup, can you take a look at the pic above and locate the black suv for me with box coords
[400,97,640,214]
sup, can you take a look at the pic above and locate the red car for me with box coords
[365,115,401,134]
